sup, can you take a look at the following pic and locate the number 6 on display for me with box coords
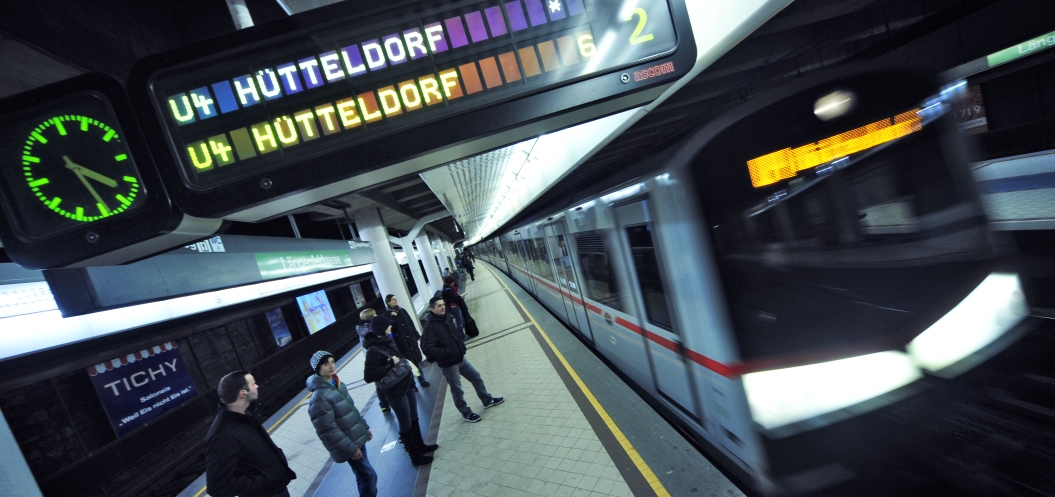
[625,8,655,45]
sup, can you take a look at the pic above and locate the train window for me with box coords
[532,238,555,281]
[553,234,579,289]
[625,224,674,330]
[400,264,417,296]
[575,231,625,311]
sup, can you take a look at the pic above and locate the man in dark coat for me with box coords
[384,294,429,387]
[206,371,296,497]
[462,255,475,281]
[420,296,504,423]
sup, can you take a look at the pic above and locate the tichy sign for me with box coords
[87,342,198,437]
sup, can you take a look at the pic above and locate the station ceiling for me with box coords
[2,0,1051,249]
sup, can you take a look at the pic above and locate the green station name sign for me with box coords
[988,30,1055,68]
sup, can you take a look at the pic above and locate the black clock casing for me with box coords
[0,74,185,269]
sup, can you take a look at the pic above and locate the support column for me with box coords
[417,233,444,295]
[0,408,43,497]
[401,236,430,306]
[355,208,413,322]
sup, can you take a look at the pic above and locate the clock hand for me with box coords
[74,165,118,188]
[71,168,110,216]
[63,156,118,187]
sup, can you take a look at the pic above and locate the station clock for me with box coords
[0,74,207,269]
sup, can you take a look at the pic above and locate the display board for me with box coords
[130,0,692,217]
[266,307,293,346]
[296,289,336,333]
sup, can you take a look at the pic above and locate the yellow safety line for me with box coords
[193,348,362,497]
[485,265,671,497]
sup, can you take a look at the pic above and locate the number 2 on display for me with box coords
[625,8,655,45]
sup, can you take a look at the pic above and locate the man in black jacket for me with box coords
[420,296,503,423]
[384,294,429,387]
[206,371,296,497]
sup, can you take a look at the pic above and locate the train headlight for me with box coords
[742,351,922,431]
[907,273,1027,377]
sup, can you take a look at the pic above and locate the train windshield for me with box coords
[694,79,995,364]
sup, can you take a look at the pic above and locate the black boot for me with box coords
[411,419,439,453]
[400,430,433,466]
[418,374,430,387]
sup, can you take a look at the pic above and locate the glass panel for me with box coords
[575,230,624,311]
[625,224,673,330]
[532,238,555,280]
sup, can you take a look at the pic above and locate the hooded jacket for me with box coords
[306,374,370,463]
[420,310,467,368]
[362,332,414,398]
[384,305,423,364]
[205,407,296,497]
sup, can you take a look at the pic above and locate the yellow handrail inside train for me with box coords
[747,109,922,188]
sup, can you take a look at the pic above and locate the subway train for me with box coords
[472,67,1032,495]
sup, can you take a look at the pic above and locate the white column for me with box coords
[355,208,412,318]
[416,233,444,295]
[401,236,430,304]
[0,408,43,497]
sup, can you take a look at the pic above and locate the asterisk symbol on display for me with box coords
[549,0,562,13]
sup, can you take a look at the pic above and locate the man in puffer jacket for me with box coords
[307,351,376,497]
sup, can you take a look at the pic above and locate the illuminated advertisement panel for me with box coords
[87,342,198,437]
[147,0,679,190]
[296,289,337,333]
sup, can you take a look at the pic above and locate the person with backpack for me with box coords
[362,315,437,466]
[420,296,504,423]
[306,351,377,497]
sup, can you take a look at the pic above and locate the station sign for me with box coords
[129,0,695,218]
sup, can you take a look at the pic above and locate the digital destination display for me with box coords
[150,0,678,189]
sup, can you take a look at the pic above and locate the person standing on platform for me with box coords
[206,371,296,497]
[442,275,466,332]
[357,308,391,413]
[420,296,504,423]
[362,316,438,466]
[462,255,475,281]
[307,351,377,497]
[385,294,430,387]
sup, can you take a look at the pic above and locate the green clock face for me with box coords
[22,115,140,222]
[0,91,146,241]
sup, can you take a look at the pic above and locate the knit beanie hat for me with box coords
[310,350,333,373]
[370,315,393,336]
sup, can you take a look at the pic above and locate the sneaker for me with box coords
[484,397,505,409]
[462,411,482,423]
[381,406,390,414]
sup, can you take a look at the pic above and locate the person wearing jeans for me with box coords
[420,296,504,422]
[307,351,377,497]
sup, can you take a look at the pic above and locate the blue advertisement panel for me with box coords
[87,342,198,437]
[266,307,293,346]
[297,289,336,334]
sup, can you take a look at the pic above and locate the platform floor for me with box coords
[179,262,741,497]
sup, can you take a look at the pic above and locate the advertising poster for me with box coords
[350,283,366,308]
[87,342,198,437]
[297,289,336,334]
[370,278,381,300]
[265,308,292,346]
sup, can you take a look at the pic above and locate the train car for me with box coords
[472,66,1030,495]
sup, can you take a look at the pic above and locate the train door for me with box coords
[542,225,578,330]
[614,200,702,422]
[547,222,595,343]
[513,232,538,294]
